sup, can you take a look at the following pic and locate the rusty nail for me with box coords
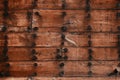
[61,26,67,32]
[63,56,68,60]
[31,49,37,55]
[116,3,120,8]
[33,63,38,67]
[59,71,64,77]
[33,27,38,31]
[87,25,92,31]
[88,71,92,76]
[61,34,65,40]
[116,13,120,18]
[88,40,92,47]
[117,26,120,30]
[5,63,10,67]
[31,56,37,61]
[59,63,64,67]
[32,72,37,76]
[31,42,36,47]
[88,54,92,60]
[61,12,66,17]
[62,48,68,53]
[1,26,7,32]
[56,55,62,60]
[32,34,37,38]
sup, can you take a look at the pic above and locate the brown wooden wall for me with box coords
[0,0,120,80]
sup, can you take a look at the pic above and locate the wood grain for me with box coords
[0,10,119,32]
[0,47,118,61]
[0,61,119,77]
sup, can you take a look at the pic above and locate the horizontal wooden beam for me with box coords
[0,61,119,77]
[0,10,119,32]
[0,0,118,10]
[0,47,118,61]
[1,77,119,80]
[0,33,117,47]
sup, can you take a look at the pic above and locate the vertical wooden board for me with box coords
[91,0,117,9]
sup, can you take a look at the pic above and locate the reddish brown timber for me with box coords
[0,61,88,77]
[0,77,119,80]
[0,33,118,47]
[0,47,118,61]
[0,10,119,32]
[1,0,118,10]
[0,61,119,77]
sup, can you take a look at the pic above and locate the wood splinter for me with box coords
[62,35,78,47]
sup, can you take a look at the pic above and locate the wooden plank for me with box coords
[37,0,86,10]
[0,47,118,61]
[8,0,32,10]
[0,33,118,47]
[91,61,119,76]
[0,0,4,10]
[0,10,119,32]
[0,61,88,77]
[0,32,60,47]
[33,9,119,32]
[0,61,119,77]
[91,0,118,9]
[3,0,118,10]
[0,77,119,80]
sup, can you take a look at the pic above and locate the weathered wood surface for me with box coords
[0,10,120,32]
[0,0,119,10]
[0,47,118,61]
[0,0,120,79]
[0,33,118,47]
[0,61,119,77]
[1,77,120,80]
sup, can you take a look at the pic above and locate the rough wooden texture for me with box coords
[0,10,120,32]
[0,33,118,47]
[0,0,120,79]
[1,77,120,80]
[0,0,118,10]
[0,61,120,77]
[0,47,118,61]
